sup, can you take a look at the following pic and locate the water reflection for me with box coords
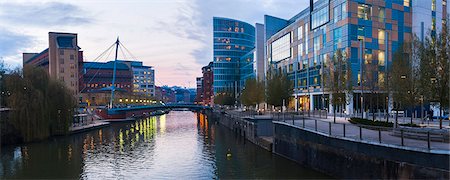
[0,111,328,179]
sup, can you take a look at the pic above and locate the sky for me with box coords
[0,0,309,88]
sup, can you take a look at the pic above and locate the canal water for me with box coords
[0,111,328,179]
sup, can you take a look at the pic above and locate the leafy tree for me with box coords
[266,72,293,110]
[390,43,417,127]
[324,49,352,122]
[240,78,265,109]
[4,65,76,143]
[214,91,235,106]
[417,28,449,128]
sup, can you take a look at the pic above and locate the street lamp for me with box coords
[359,38,364,119]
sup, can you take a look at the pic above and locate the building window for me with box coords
[70,54,74,60]
[378,50,385,66]
[432,0,436,11]
[305,23,309,54]
[298,43,303,56]
[404,0,410,7]
[378,29,385,44]
[333,27,342,50]
[333,2,347,23]
[358,26,365,40]
[364,49,372,64]
[270,32,291,62]
[311,5,329,29]
[378,7,385,22]
[298,26,303,40]
[378,72,385,86]
[357,4,371,20]
[59,49,64,55]
[60,59,64,64]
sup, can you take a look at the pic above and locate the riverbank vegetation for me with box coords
[1,65,76,144]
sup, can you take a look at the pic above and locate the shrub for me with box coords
[349,117,393,127]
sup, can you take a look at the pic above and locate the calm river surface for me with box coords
[0,111,328,179]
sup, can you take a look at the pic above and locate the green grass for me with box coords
[349,118,394,127]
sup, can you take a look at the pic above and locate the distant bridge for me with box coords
[98,103,211,119]
[111,103,211,112]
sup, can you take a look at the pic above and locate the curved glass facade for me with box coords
[213,17,255,94]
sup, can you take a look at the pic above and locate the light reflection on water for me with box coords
[0,111,328,179]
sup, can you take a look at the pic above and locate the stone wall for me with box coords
[273,121,450,179]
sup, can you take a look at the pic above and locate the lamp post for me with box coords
[359,38,364,119]
[295,56,299,112]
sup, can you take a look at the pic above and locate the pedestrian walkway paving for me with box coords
[282,115,450,152]
[225,110,450,152]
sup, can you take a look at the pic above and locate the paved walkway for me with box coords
[227,110,450,152]
[69,121,110,134]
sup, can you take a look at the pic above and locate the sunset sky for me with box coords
[0,0,309,88]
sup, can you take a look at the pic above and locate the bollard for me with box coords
[427,131,431,150]
[302,117,305,128]
[378,129,381,143]
[359,126,362,140]
[401,129,404,146]
[343,124,346,137]
[329,122,331,135]
[315,119,317,131]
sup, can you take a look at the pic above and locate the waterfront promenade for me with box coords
[225,110,450,152]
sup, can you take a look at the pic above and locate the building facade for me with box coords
[412,0,449,41]
[213,17,255,94]
[23,32,82,96]
[195,77,203,103]
[202,62,214,105]
[81,61,133,93]
[265,0,417,114]
[124,61,155,97]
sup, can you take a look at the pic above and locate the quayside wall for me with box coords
[273,121,450,179]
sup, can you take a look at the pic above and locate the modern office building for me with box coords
[23,32,83,96]
[239,23,266,91]
[81,60,155,96]
[265,0,419,114]
[213,17,255,94]
[81,61,133,93]
[123,61,155,97]
[412,0,449,41]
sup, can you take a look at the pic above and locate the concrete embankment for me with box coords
[207,110,273,151]
[273,121,450,179]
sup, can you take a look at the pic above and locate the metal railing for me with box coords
[276,117,449,151]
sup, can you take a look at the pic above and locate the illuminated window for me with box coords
[358,26,365,40]
[404,0,410,7]
[357,4,371,20]
[378,50,385,66]
[378,29,385,44]
[432,0,436,11]
[378,7,385,22]
[378,72,385,85]
[364,49,372,64]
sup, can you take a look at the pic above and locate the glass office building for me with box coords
[213,17,255,94]
[265,0,419,114]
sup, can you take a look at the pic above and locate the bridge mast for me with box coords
[109,37,120,108]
